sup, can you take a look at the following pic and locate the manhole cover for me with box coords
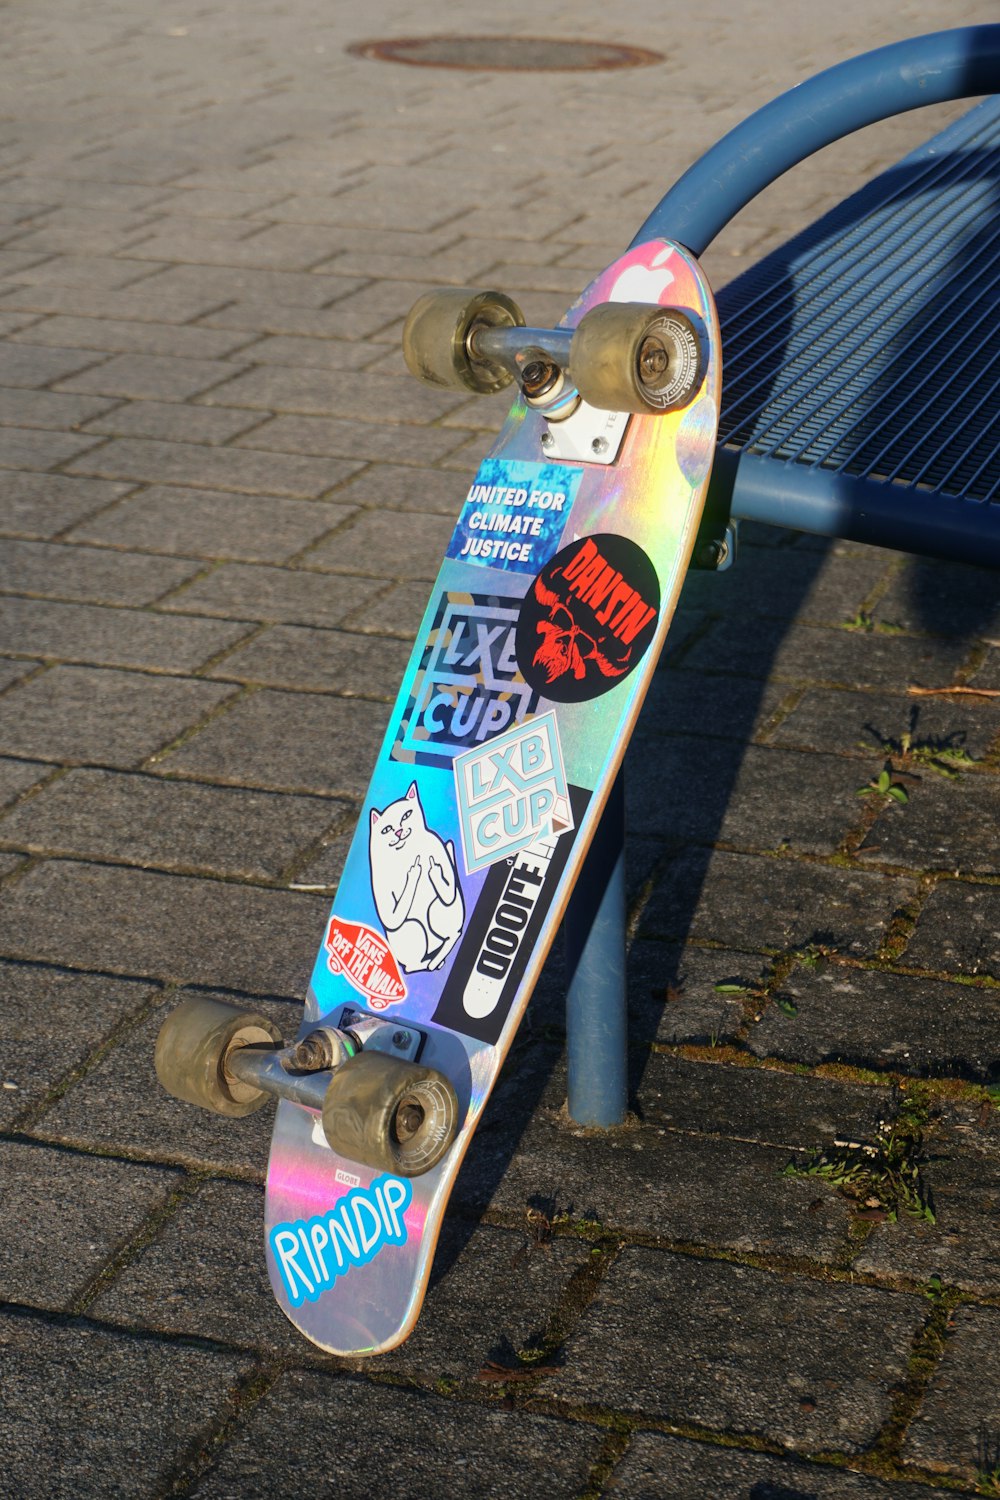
[348,36,664,72]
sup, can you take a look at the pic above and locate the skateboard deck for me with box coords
[260,238,721,1355]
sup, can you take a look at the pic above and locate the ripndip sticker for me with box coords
[453,710,573,874]
[270,1174,412,1307]
[369,781,465,973]
[446,458,581,573]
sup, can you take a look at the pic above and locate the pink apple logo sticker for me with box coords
[608,244,675,305]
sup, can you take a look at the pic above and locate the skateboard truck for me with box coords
[402,287,705,414]
[155,997,459,1176]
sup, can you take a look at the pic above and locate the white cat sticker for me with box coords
[369,782,465,973]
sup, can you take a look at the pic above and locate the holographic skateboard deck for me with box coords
[155,238,720,1355]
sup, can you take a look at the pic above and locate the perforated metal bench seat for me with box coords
[711,97,1000,563]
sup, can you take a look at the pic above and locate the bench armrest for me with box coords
[634,25,1000,256]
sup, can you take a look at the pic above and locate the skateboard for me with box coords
[154,237,721,1355]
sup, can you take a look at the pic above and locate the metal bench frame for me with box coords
[564,25,1000,1126]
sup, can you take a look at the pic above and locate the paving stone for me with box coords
[0,1313,254,1500]
[749,962,1000,1082]
[161,689,390,797]
[334,461,474,518]
[0,425,105,470]
[859,771,1000,875]
[0,596,251,672]
[198,297,380,340]
[234,412,464,465]
[0,1138,182,1309]
[635,666,789,743]
[968,645,1000,691]
[0,860,327,992]
[303,507,458,580]
[224,333,375,371]
[129,223,346,271]
[680,617,972,691]
[905,880,1000,979]
[900,1305,1000,1482]
[626,739,876,855]
[136,261,342,310]
[346,577,436,639]
[0,958,158,1123]
[193,1371,603,1500]
[0,281,232,323]
[855,1102,1000,1297]
[605,1430,932,1498]
[0,342,105,388]
[65,436,361,500]
[81,399,263,445]
[457,1094,853,1262]
[207,624,412,697]
[36,991,299,1174]
[0,768,344,880]
[0,385,116,430]
[768,685,1000,761]
[625,941,753,1047]
[5,254,162,291]
[90,1177,309,1352]
[0,538,201,605]
[680,541,890,626]
[640,848,915,959]
[55,351,248,401]
[873,556,1000,640]
[69,487,356,562]
[0,665,235,766]
[201,363,467,423]
[0,753,52,806]
[634,1051,889,1151]
[0,472,132,538]
[13,315,255,359]
[158,562,385,627]
[547,1249,924,1453]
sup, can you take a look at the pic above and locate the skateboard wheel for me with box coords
[321,1052,459,1177]
[154,997,282,1118]
[402,287,525,394]
[570,302,703,413]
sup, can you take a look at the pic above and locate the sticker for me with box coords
[270,1174,412,1307]
[369,781,464,973]
[515,534,660,703]
[445,458,581,573]
[392,591,539,769]
[433,785,589,1045]
[453,710,573,874]
[323,917,407,1009]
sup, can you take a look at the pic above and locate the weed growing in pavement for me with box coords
[864,724,977,779]
[784,1091,935,1224]
[857,761,910,804]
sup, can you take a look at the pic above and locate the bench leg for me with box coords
[564,768,628,1126]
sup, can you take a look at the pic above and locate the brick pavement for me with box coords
[2,2,1000,1496]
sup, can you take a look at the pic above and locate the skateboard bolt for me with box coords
[291,1034,329,1071]
[540,430,554,449]
[395,1097,425,1141]
[521,358,561,400]
[637,334,670,386]
[591,436,609,455]
[392,1030,411,1050]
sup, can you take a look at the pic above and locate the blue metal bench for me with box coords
[565,25,1000,1126]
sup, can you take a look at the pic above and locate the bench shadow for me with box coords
[439,121,1000,1283]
